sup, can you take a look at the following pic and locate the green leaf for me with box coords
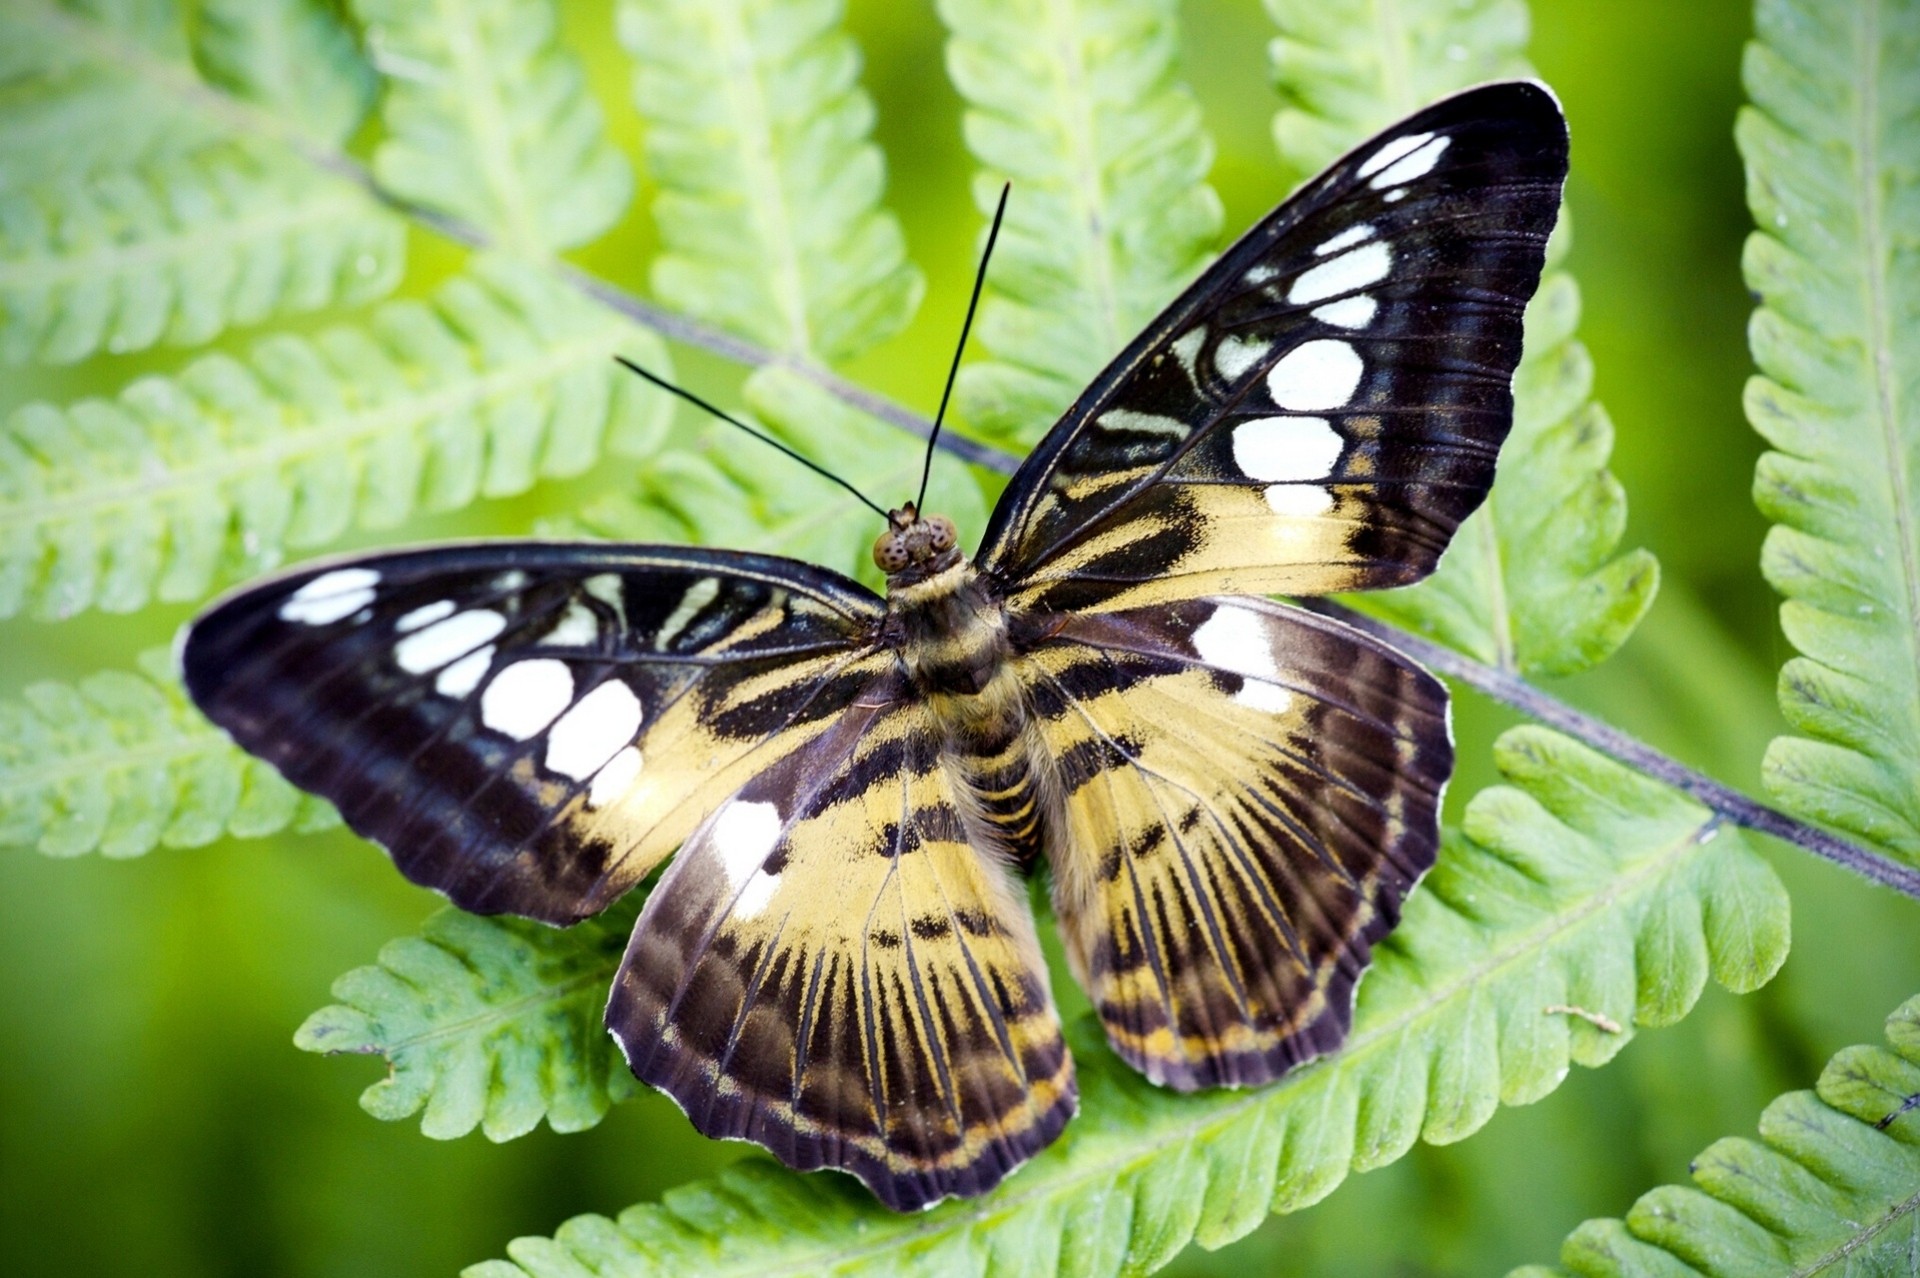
[354,0,633,256]
[1738,0,1920,860]
[618,0,923,363]
[1265,0,1657,677]
[0,648,336,859]
[1513,990,1920,1277]
[469,728,1789,1277]
[0,138,403,365]
[0,254,674,620]
[296,898,641,1141]
[1264,0,1530,172]
[559,365,986,591]
[193,0,377,146]
[0,0,366,187]
[0,4,225,185]
[939,0,1223,445]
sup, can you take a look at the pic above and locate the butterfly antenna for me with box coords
[916,182,1011,514]
[613,356,890,522]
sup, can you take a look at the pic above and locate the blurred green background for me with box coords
[6,1,1919,1274]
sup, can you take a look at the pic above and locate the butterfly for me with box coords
[182,81,1567,1211]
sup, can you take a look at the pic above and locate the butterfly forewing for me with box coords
[1023,599,1450,1087]
[183,544,885,923]
[608,691,1074,1212]
[180,80,1568,1214]
[977,81,1569,613]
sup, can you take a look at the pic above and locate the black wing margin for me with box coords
[181,543,888,924]
[976,81,1569,613]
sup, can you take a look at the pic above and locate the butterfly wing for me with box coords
[182,542,888,924]
[608,689,1074,1211]
[1020,598,1449,1088]
[977,80,1569,614]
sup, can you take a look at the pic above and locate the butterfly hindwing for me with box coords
[608,688,1074,1212]
[1021,598,1450,1087]
[977,81,1569,613]
[182,543,886,923]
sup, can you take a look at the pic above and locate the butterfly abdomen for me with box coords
[890,558,1055,868]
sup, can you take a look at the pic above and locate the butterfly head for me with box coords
[873,503,961,580]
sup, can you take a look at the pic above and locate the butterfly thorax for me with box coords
[880,508,1053,868]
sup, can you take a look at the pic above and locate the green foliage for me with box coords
[0,3,225,185]
[0,648,336,859]
[297,898,641,1141]
[471,729,1788,1277]
[940,0,1223,444]
[193,0,378,145]
[1738,0,1920,861]
[1267,0,1656,677]
[618,0,922,362]
[354,0,633,255]
[0,254,672,620]
[0,138,403,365]
[560,366,986,588]
[1514,990,1920,1277]
[1265,0,1530,167]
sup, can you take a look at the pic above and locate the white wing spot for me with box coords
[1169,326,1206,378]
[396,609,506,675]
[1357,131,1434,179]
[1213,333,1271,381]
[480,659,574,741]
[1232,416,1344,482]
[1267,340,1364,411]
[586,746,642,809]
[546,680,643,781]
[279,568,380,625]
[1264,484,1335,517]
[435,647,493,697]
[1098,408,1189,438]
[395,600,454,633]
[1192,604,1293,715]
[1311,296,1379,329]
[712,800,782,892]
[1384,188,1410,204]
[1314,223,1375,256]
[544,599,600,647]
[655,577,719,651]
[734,870,780,919]
[1288,241,1391,305]
[1369,135,1450,189]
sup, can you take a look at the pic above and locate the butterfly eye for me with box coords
[873,531,911,573]
[926,516,957,553]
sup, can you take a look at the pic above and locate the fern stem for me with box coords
[1301,600,1920,899]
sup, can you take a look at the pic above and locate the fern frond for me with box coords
[0,648,336,859]
[1514,990,1920,1277]
[1265,1,1656,677]
[0,255,673,620]
[296,899,640,1141]
[353,0,632,256]
[560,366,986,588]
[939,0,1222,444]
[467,728,1789,1277]
[618,0,923,363]
[0,138,403,365]
[1265,0,1529,165]
[0,5,223,185]
[193,0,377,146]
[1739,0,1920,859]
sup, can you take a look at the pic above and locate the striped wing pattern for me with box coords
[978,81,1569,613]
[608,689,1073,1212]
[183,543,884,924]
[180,82,1567,1213]
[1023,599,1450,1087]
